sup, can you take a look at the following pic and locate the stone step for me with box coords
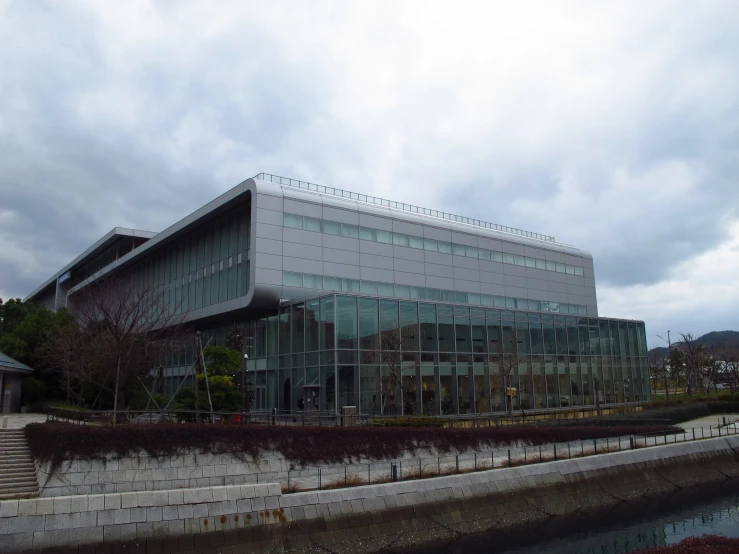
[0,464,36,473]
[0,481,38,491]
[0,492,38,501]
[0,456,34,464]
[0,488,39,500]
[0,482,38,491]
[0,471,37,481]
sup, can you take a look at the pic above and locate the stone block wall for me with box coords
[35,446,490,497]
[5,436,739,553]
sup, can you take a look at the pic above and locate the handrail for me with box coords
[254,172,557,243]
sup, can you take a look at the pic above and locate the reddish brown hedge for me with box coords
[644,535,739,553]
[26,422,679,472]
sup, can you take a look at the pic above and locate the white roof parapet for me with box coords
[254,172,558,244]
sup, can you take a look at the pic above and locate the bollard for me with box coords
[693,428,696,441]
[368,464,371,485]
[391,463,398,482]
[508,449,512,467]
[345,466,347,486]
[456,455,459,473]
[554,443,557,461]
[492,452,494,469]
[630,436,634,450]
[319,468,322,490]
[594,439,597,454]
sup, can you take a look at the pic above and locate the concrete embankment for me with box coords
[3,435,739,553]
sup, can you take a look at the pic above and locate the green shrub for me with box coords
[705,401,739,414]
[22,377,47,405]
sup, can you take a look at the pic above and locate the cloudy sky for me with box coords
[1,0,737,347]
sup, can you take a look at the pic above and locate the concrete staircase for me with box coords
[0,429,39,500]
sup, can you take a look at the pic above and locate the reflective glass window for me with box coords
[283,272,302,287]
[342,278,360,293]
[574,266,584,276]
[358,298,379,350]
[360,280,378,294]
[555,262,566,273]
[393,233,409,246]
[292,304,305,353]
[566,264,575,275]
[394,284,410,298]
[323,276,342,291]
[341,223,359,238]
[545,261,556,271]
[303,273,321,289]
[409,235,424,249]
[503,253,515,264]
[424,238,438,252]
[525,257,536,268]
[336,296,358,349]
[284,214,302,229]
[305,299,320,351]
[438,241,453,254]
[479,248,491,261]
[359,227,376,241]
[323,220,340,235]
[452,243,466,256]
[378,282,395,296]
[535,259,546,270]
[303,217,321,232]
[437,305,455,352]
[399,301,419,351]
[319,296,335,350]
[490,251,503,262]
[419,303,438,352]
[466,246,479,258]
[376,230,392,244]
[514,255,526,266]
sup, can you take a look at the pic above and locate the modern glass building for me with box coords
[26,173,650,415]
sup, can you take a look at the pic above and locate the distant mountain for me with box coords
[648,330,739,361]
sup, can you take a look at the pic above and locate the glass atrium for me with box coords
[237,293,649,416]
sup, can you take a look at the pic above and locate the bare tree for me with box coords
[499,327,520,415]
[679,333,706,398]
[648,356,669,398]
[47,272,189,418]
[722,348,739,394]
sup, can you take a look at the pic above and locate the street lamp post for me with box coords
[242,353,250,416]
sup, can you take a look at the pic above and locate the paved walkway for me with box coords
[0,414,46,429]
[676,414,739,430]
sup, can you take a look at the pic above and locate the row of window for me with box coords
[283,271,588,315]
[250,295,645,359]
[283,213,585,276]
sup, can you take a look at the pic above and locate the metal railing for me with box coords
[45,403,644,428]
[254,172,557,243]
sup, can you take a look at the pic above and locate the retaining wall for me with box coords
[35,446,496,497]
[4,435,739,553]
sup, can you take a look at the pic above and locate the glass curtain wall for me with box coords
[234,293,649,415]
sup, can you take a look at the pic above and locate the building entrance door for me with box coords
[303,385,320,413]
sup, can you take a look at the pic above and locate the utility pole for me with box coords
[240,334,254,420]
[666,330,671,400]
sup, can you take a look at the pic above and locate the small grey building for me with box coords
[0,351,33,413]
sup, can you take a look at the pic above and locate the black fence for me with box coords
[45,402,644,428]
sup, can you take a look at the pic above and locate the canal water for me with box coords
[427,481,739,554]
